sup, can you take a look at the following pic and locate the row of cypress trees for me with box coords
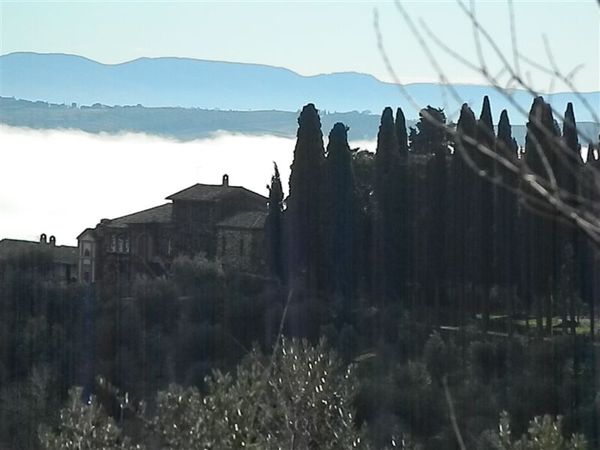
[267,98,599,334]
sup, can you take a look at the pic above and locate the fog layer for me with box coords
[0,126,375,246]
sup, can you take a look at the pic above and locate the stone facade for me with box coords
[216,211,267,273]
[78,175,268,284]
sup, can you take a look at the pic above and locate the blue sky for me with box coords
[1,1,599,91]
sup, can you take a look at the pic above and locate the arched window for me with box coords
[84,249,90,257]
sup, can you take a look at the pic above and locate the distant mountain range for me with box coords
[1,52,598,123]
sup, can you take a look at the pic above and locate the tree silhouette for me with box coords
[287,104,326,292]
[396,107,409,157]
[267,163,285,282]
[374,107,402,303]
[495,109,519,334]
[324,122,357,303]
[477,96,496,331]
[409,106,447,155]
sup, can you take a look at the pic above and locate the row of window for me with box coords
[108,235,130,254]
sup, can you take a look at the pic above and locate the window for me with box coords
[239,236,244,256]
[84,249,90,257]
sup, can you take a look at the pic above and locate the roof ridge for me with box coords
[166,183,267,202]
[110,202,172,222]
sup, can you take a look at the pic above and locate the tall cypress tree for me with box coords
[287,103,325,291]
[495,110,519,334]
[395,107,412,295]
[396,107,409,157]
[450,104,477,324]
[562,103,585,336]
[477,96,496,331]
[324,123,357,302]
[523,97,558,335]
[267,163,284,282]
[496,111,518,163]
[427,137,447,323]
[374,107,401,303]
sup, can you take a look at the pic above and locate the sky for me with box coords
[1,0,599,92]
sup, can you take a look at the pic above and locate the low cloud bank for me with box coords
[0,126,375,246]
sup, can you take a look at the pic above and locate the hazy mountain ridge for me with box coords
[1,52,598,123]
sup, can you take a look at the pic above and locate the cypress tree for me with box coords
[396,107,409,157]
[477,96,496,331]
[559,103,582,207]
[267,163,284,282]
[395,107,412,295]
[477,96,496,177]
[523,97,558,335]
[450,104,477,324]
[324,123,357,302]
[496,111,518,163]
[374,107,401,303]
[562,103,587,337]
[287,103,325,291]
[495,110,519,334]
[428,139,447,324]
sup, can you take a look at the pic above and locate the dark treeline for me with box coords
[274,98,600,338]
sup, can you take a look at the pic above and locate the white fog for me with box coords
[0,125,375,246]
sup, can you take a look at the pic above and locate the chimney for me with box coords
[222,174,229,187]
[49,236,56,246]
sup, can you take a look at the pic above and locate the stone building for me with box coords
[78,175,268,284]
[0,234,78,284]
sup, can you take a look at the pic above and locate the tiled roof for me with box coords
[166,183,267,202]
[217,211,267,229]
[0,239,77,265]
[108,203,173,227]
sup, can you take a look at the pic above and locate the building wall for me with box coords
[217,228,266,273]
[172,200,217,256]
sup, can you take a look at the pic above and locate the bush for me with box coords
[41,339,367,449]
[479,411,588,450]
[38,387,142,450]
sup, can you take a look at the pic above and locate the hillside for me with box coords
[2,97,599,146]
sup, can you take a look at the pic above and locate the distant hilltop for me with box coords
[1,52,598,123]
